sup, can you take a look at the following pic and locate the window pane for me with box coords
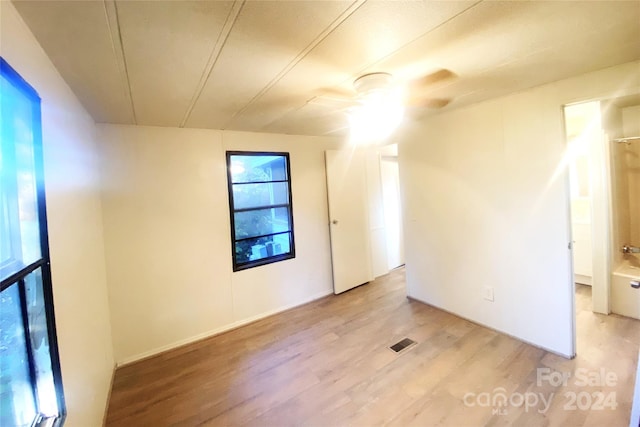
[1,59,64,424]
[24,268,58,417]
[229,155,288,183]
[0,283,37,427]
[234,207,291,240]
[232,182,289,210]
[234,232,292,264]
[1,69,41,278]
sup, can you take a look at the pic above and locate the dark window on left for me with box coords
[226,151,295,271]
[1,57,66,426]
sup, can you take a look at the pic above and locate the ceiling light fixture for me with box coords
[348,73,404,145]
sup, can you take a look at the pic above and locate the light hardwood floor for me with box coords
[105,269,639,426]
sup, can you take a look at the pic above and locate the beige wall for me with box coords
[399,61,640,357]
[1,2,115,426]
[98,125,340,364]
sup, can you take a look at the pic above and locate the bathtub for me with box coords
[611,261,640,320]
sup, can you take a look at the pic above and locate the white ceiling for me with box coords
[12,0,640,137]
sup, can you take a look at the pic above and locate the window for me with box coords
[226,151,295,271]
[1,58,66,426]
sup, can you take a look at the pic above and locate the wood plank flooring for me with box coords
[105,269,640,426]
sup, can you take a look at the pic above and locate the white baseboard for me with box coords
[116,290,333,367]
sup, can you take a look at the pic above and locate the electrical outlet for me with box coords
[483,286,494,302]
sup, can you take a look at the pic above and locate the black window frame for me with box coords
[226,151,296,272]
[1,57,66,426]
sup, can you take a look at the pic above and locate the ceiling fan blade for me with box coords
[404,98,452,122]
[307,95,357,111]
[406,97,452,109]
[310,84,359,114]
[408,69,456,90]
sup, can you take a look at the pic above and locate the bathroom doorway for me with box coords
[565,102,598,288]
[564,101,610,315]
[602,95,640,320]
[564,95,640,320]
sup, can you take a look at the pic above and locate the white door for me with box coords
[325,149,373,294]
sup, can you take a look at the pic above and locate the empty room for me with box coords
[1,1,640,426]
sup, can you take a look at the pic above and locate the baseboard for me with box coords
[116,289,333,367]
[102,363,116,426]
[406,295,575,360]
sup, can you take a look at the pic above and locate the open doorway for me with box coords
[564,100,610,316]
[602,95,640,320]
[325,144,405,294]
[565,102,598,289]
[564,95,640,321]
[379,144,404,270]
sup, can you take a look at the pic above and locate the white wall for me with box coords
[1,3,115,426]
[98,124,340,363]
[399,61,640,357]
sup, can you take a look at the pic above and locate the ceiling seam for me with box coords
[103,0,137,125]
[350,0,485,85]
[179,0,247,128]
[222,0,369,129]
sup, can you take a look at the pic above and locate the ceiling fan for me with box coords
[312,68,455,111]
[311,68,456,143]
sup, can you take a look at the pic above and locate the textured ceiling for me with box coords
[12,0,640,137]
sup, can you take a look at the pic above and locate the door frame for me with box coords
[325,148,374,294]
[563,100,612,317]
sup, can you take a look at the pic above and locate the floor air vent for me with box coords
[389,338,416,353]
